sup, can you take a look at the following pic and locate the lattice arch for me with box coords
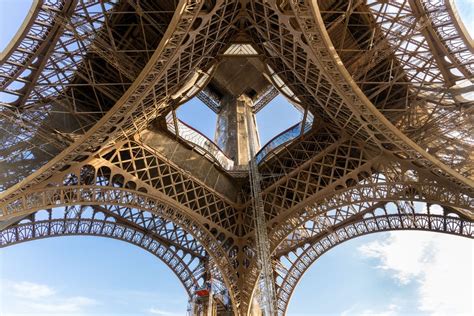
[1,0,473,314]
[245,0,473,202]
[267,157,474,249]
[253,175,473,304]
[273,201,474,315]
[229,148,474,315]
[0,205,208,296]
[0,163,242,314]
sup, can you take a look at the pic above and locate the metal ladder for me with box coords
[245,98,277,315]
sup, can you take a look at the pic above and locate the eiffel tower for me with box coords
[0,0,473,315]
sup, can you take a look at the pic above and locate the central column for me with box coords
[215,94,260,167]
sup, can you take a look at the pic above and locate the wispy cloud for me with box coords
[341,303,399,316]
[147,307,182,316]
[2,280,97,315]
[27,296,97,313]
[358,232,434,285]
[10,281,56,299]
[358,232,473,316]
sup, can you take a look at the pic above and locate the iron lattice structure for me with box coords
[0,0,473,315]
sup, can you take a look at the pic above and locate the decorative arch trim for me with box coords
[0,185,241,314]
[270,180,474,249]
[1,217,203,296]
[275,211,474,315]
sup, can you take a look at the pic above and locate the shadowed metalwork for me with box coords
[1,0,472,315]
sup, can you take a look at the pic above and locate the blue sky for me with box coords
[177,94,302,146]
[1,1,473,315]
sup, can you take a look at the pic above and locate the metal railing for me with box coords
[166,113,234,170]
[256,117,313,164]
[166,112,313,170]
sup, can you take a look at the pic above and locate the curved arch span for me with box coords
[274,206,474,315]
[251,0,472,188]
[0,0,239,202]
[0,185,241,314]
[446,0,474,49]
[1,215,204,296]
[268,171,474,249]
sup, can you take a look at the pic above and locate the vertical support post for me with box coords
[215,95,260,167]
[191,261,216,316]
[172,109,180,138]
[243,94,277,315]
[207,268,214,316]
[300,106,308,137]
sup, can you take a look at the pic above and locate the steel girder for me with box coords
[0,205,209,296]
[0,0,473,315]
[273,201,474,315]
[246,0,473,190]
[0,160,243,314]
[0,0,240,194]
[236,130,473,314]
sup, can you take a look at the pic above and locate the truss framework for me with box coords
[0,0,473,315]
[274,201,474,315]
[0,205,209,295]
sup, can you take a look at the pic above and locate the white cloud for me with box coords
[148,307,181,316]
[10,281,56,299]
[358,232,434,285]
[341,303,399,316]
[27,296,97,313]
[1,280,97,315]
[359,232,473,316]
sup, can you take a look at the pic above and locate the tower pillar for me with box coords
[215,94,260,166]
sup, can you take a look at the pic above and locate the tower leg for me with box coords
[215,95,260,167]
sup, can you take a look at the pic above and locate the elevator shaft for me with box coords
[242,95,277,315]
[215,95,260,166]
